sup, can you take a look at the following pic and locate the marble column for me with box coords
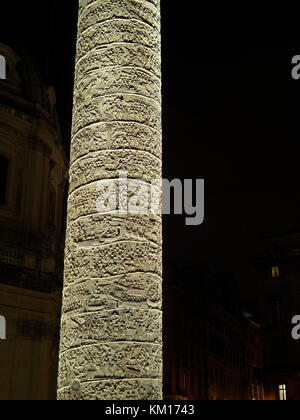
[57,0,162,400]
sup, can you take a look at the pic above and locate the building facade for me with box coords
[164,266,264,400]
[254,232,300,400]
[0,43,67,400]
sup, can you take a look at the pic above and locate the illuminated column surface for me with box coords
[57,0,162,400]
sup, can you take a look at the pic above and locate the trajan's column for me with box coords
[57,0,162,400]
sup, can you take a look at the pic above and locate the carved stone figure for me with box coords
[57,0,162,400]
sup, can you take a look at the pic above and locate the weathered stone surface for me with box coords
[57,379,162,400]
[72,94,161,135]
[75,44,161,82]
[78,0,160,33]
[75,67,161,105]
[77,20,160,60]
[67,180,162,222]
[62,272,162,316]
[71,121,161,162]
[64,242,162,285]
[58,342,162,389]
[65,213,162,255]
[69,150,161,192]
[60,308,162,352]
[78,0,160,18]
[58,0,162,400]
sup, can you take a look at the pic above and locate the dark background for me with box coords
[1,1,300,297]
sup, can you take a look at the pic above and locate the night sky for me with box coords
[2,1,300,294]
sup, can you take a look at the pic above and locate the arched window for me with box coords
[0,154,9,205]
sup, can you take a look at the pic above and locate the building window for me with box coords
[0,154,9,205]
[272,266,280,278]
[279,384,287,401]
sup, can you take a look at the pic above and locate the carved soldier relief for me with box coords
[58,0,162,400]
